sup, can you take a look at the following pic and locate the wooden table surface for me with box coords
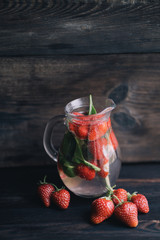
[0,163,159,240]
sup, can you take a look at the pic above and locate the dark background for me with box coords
[0,1,160,239]
[0,0,160,167]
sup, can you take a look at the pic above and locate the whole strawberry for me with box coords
[37,176,55,207]
[88,121,108,141]
[51,186,70,210]
[109,130,118,150]
[97,158,109,178]
[128,192,149,213]
[91,197,115,224]
[112,188,128,205]
[114,201,138,227]
[75,163,96,180]
[106,185,128,205]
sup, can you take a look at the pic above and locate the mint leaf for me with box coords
[72,137,85,164]
[88,94,97,115]
[60,131,76,161]
[59,152,76,178]
[59,131,77,177]
[73,137,101,172]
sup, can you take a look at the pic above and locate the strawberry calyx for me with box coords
[100,196,112,201]
[38,175,55,186]
[127,192,138,201]
[105,185,116,196]
[51,184,65,193]
[105,185,124,207]
[38,176,64,193]
[113,195,124,208]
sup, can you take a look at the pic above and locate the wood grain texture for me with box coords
[0,164,159,240]
[0,0,160,55]
[0,54,160,167]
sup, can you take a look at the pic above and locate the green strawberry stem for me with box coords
[112,194,122,205]
[106,185,116,195]
[39,175,50,185]
[83,159,101,172]
[38,176,64,192]
[51,183,65,192]
[74,136,101,171]
[39,175,47,185]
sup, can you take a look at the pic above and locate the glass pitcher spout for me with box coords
[65,97,116,121]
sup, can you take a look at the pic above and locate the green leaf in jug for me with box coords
[88,94,97,115]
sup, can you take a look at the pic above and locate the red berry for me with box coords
[114,202,138,228]
[112,188,128,205]
[88,121,108,141]
[37,178,55,207]
[69,122,75,133]
[71,112,84,116]
[107,117,111,129]
[75,125,89,139]
[89,138,107,160]
[75,163,95,180]
[51,189,70,210]
[109,130,118,150]
[131,194,149,213]
[69,112,89,139]
[98,158,109,178]
[91,197,114,224]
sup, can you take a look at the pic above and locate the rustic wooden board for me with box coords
[0,164,159,240]
[0,54,160,167]
[0,0,160,55]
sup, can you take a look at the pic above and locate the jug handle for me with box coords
[43,115,65,163]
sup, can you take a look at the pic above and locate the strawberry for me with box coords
[51,187,70,210]
[69,112,89,139]
[109,130,118,150]
[114,201,138,227]
[69,112,84,133]
[75,125,89,139]
[128,193,149,213]
[71,112,84,116]
[106,117,111,129]
[89,158,109,178]
[91,197,115,224]
[97,158,109,178]
[75,163,96,180]
[37,176,55,207]
[112,188,128,205]
[88,121,108,141]
[89,137,108,160]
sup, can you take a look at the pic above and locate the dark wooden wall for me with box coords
[0,0,160,167]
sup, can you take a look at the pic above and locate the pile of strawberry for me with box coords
[37,176,70,209]
[91,186,149,227]
[38,177,149,228]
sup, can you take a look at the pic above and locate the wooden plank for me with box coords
[0,54,160,167]
[0,0,160,55]
[0,165,159,240]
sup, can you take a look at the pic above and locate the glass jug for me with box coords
[43,96,121,198]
